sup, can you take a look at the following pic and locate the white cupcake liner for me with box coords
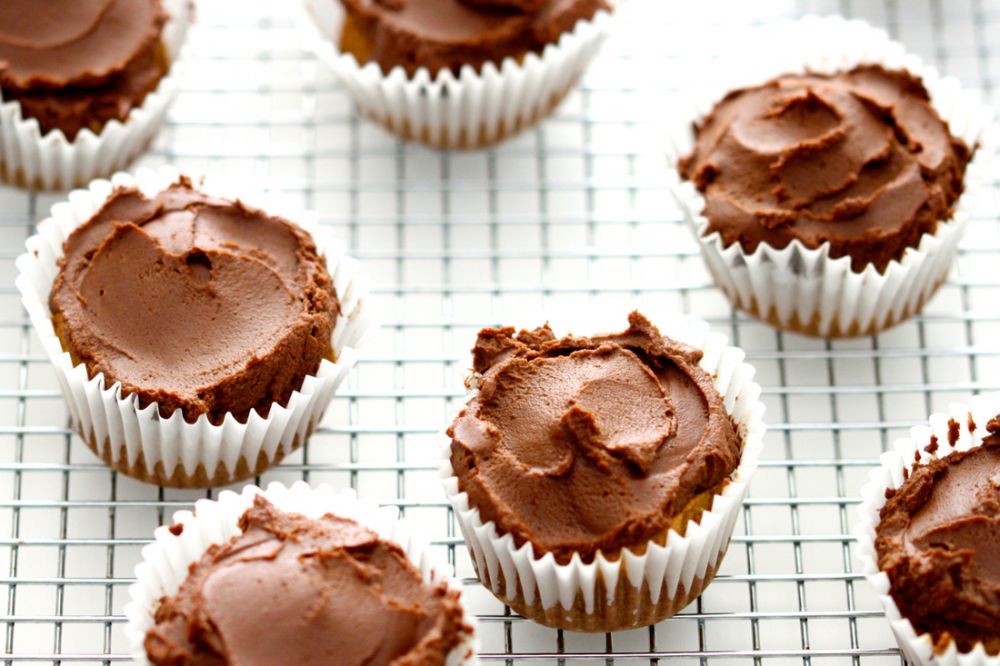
[0,0,192,191]
[15,165,378,488]
[304,0,613,148]
[664,15,996,339]
[854,392,1000,665]
[440,314,766,631]
[124,481,479,665]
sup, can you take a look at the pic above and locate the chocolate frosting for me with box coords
[145,496,469,666]
[875,419,1000,655]
[449,312,742,563]
[339,0,609,76]
[0,0,168,140]
[679,65,971,273]
[49,178,339,425]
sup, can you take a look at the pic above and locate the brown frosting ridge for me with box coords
[875,418,1000,655]
[145,496,470,666]
[449,312,743,564]
[338,0,610,76]
[679,65,972,273]
[0,0,169,140]
[49,177,339,425]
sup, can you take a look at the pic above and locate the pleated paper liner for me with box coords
[15,165,377,488]
[854,393,1000,666]
[0,0,192,190]
[305,0,614,149]
[124,482,479,665]
[441,313,766,632]
[663,15,995,338]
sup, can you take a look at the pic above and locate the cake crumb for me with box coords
[947,418,961,446]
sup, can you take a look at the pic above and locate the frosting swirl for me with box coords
[679,65,972,273]
[449,312,742,563]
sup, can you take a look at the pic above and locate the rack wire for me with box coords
[1,0,998,663]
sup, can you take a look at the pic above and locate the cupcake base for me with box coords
[0,131,152,189]
[83,425,306,488]
[362,79,580,150]
[738,275,948,339]
[481,551,726,633]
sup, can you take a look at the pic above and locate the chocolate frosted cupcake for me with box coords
[856,393,1000,664]
[127,483,477,665]
[679,65,971,274]
[665,16,993,338]
[0,0,168,141]
[442,312,766,631]
[0,0,191,189]
[50,177,338,426]
[17,167,373,487]
[307,0,613,148]
[876,434,999,656]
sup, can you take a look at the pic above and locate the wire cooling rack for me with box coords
[0,0,998,663]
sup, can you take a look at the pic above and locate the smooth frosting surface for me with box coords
[145,496,469,666]
[49,178,339,424]
[679,65,971,272]
[449,312,742,563]
[339,0,609,75]
[876,418,1000,655]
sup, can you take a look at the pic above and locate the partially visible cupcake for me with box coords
[441,311,765,632]
[665,17,993,338]
[16,167,373,487]
[127,483,477,665]
[856,393,1000,665]
[306,0,614,148]
[0,0,191,190]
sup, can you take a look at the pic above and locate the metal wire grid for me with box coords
[0,0,998,663]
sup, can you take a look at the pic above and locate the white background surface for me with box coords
[0,0,998,663]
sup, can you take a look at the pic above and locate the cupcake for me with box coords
[0,0,191,190]
[855,393,1000,664]
[441,311,765,631]
[306,0,613,148]
[665,16,994,338]
[16,166,374,487]
[126,482,477,665]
